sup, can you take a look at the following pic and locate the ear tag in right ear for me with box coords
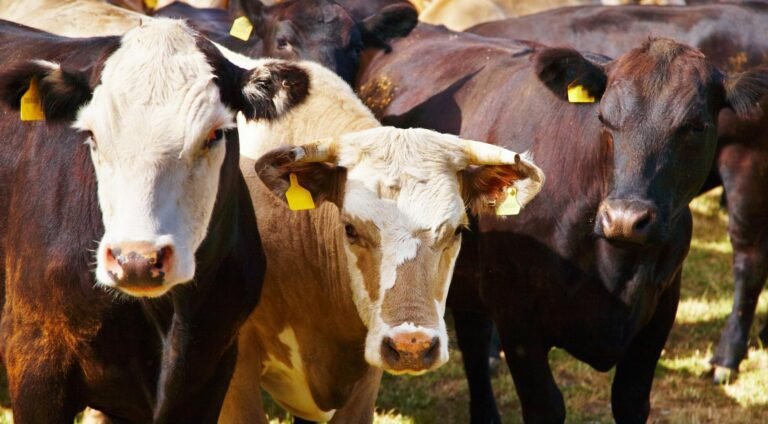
[230,16,253,41]
[496,186,521,216]
[20,78,45,122]
[286,173,315,211]
[567,82,595,104]
[144,0,158,10]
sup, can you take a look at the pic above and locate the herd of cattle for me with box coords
[0,0,766,423]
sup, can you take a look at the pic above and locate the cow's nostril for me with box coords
[633,212,651,231]
[155,246,173,270]
[382,336,401,363]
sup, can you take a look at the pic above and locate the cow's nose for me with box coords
[380,331,440,373]
[597,199,658,244]
[103,241,173,294]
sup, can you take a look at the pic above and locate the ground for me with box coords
[0,189,766,423]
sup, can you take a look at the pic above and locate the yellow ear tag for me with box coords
[20,78,45,122]
[567,82,595,104]
[144,0,158,10]
[285,173,315,211]
[230,16,253,41]
[496,186,521,216]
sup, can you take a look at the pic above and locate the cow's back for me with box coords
[469,3,768,72]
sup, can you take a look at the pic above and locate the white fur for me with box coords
[261,328,337,422]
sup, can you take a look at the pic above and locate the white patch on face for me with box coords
[261,327,336,422]
[76,20,235,295]
[334,128,469,372]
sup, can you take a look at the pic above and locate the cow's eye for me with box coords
[344,223,358,241]
[204,129,224,150]
[276,38,291,50]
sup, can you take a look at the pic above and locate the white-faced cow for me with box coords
[215,58,544,422]
[0,19,308,422]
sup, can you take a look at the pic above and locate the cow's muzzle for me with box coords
[380,330,441,374]
[102,241,174,296]
[596,199,660,245]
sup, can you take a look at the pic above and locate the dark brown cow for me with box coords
[468,1,768,384]
[0,19,308,422]
[356,24,768,422]
[153,0,418,84]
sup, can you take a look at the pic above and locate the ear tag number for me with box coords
[496,186,521,216]
[230,16,253,41]
[286,173,315,211]
[567,82,595,103]
[20,78,45,121]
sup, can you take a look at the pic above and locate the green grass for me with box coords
[2,188,767,423]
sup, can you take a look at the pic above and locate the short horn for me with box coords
[461,139,521,165]
[289,137,339,163]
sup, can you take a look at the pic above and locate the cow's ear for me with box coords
[534,47,608,103]
[0,60,92,122]
[229,0,265,34]
[461,153,545,216]
[255,145,346,209]
[238,62,310,121]
[723,65,768,119]
[361,4,418,52]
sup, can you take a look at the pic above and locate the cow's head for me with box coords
[256,127,544,374]
[536,38,768,247]
[229,0,417,84]
[0,20,309,297]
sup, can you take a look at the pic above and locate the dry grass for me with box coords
[1,189,766,423]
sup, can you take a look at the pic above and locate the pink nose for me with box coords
[103,242,173,292]
[380,331,440,372]
[597,199,658,244]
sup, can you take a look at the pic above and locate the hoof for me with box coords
[712,365,738,385]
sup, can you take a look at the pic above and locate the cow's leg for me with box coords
[611,274,680,424]
[711,146,768,383]
[497,327,564,423]
[328,366,382,424]
[712,245,768,382]
[7,357,82,424]
[453,308,501,424]
[219,326,268,424]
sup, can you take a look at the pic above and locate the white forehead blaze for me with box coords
[79,20,236,291]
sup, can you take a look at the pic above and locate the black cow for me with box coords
[0,20,308,422]
[153,0,417,85]
[356,24,768,422]
[469,2,768,384]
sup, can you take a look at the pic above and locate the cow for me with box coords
[409,0,685,30]
[153,0,418,85]
[468,1,768,384]
[212,57,544,423]
[356,24,768,422]
[0,19,309,422]
[0,0,417,87]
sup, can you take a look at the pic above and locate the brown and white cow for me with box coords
[218,58,544,422]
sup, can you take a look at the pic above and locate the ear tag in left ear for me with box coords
[496,186,521,216]
[286,173,315,211]
[567,82,595,104]
[144,0,158,10]
[20,78,45,122]
[230,16,253,41]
